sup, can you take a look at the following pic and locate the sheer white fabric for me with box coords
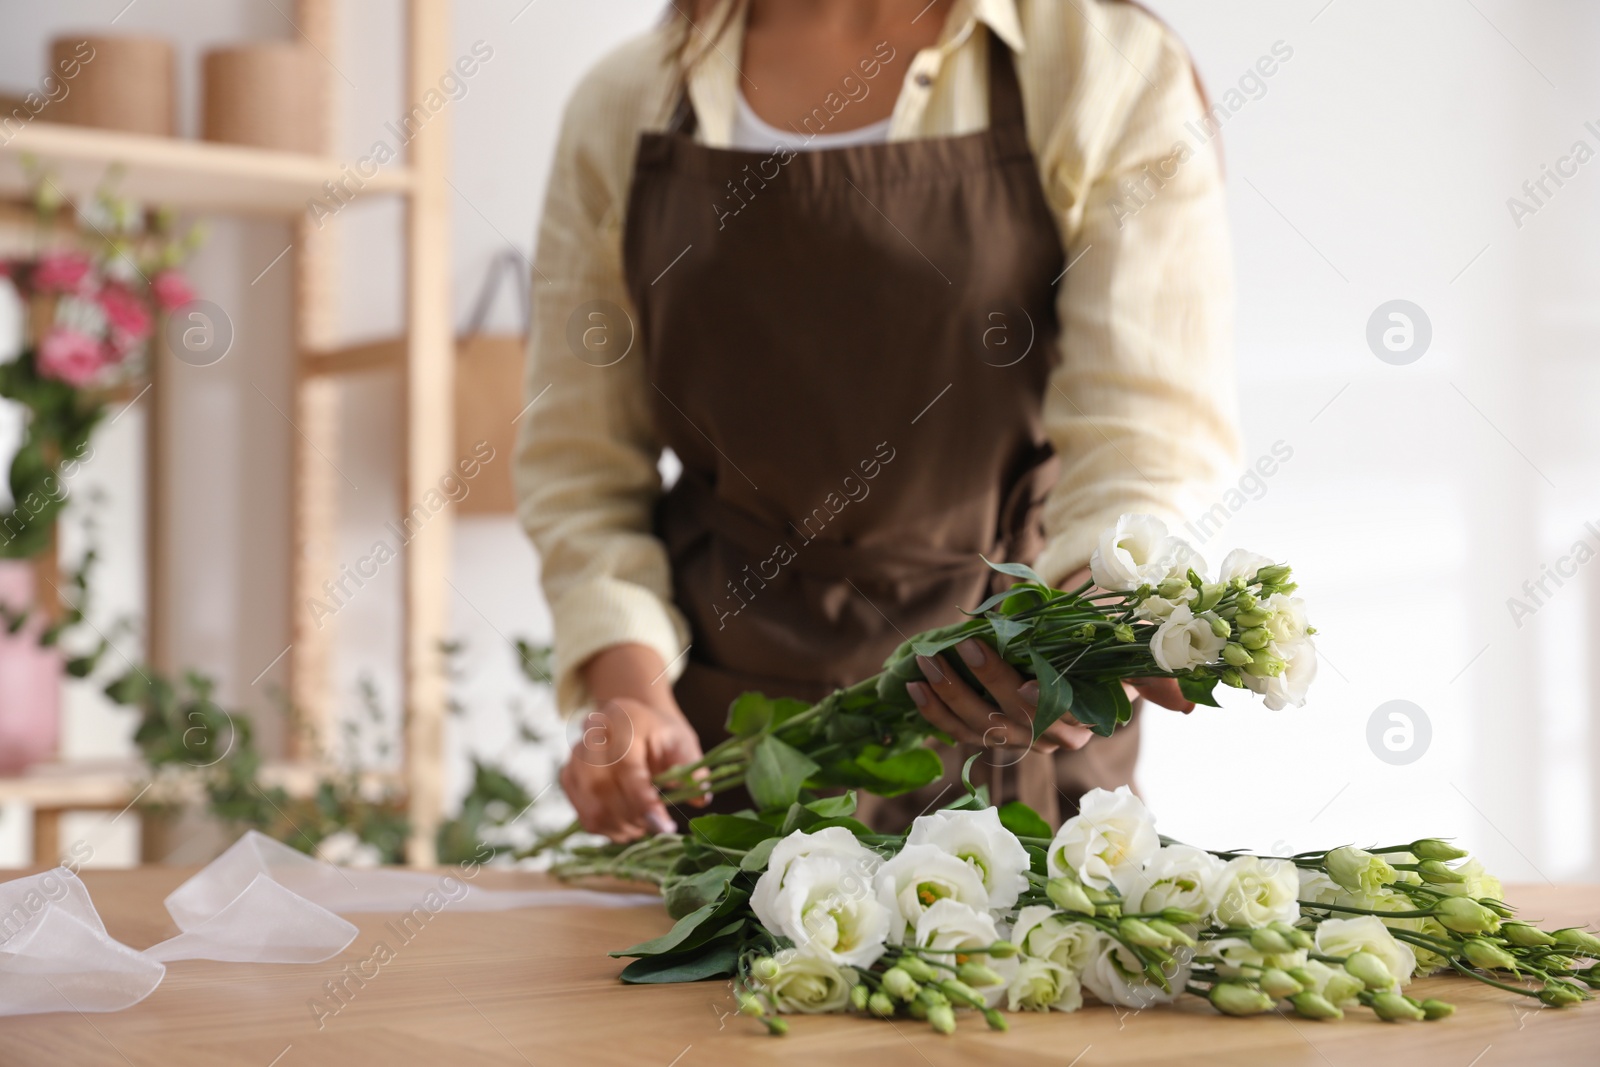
[0,831,659,1016]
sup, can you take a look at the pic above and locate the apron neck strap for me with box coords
[666,27,1028,141]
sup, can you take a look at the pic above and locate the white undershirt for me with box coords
[730,90,892,152]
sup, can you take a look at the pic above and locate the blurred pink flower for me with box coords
[32,252,94,295]
[150,269,195,313]
[36,326,107,386]
[98,284,152,352]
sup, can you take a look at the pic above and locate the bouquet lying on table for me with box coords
[646,513,1318,813]
[558,785,1599,1033]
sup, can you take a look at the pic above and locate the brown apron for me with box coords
[622,31,1139,831]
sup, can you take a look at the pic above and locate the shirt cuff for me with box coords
[548,576,690,715]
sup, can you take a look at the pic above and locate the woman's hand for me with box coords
[561,643,706,842]
[908,638,1093,753]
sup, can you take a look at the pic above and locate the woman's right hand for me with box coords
[562,643,706,841]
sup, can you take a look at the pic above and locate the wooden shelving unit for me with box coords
[0,0,454,868]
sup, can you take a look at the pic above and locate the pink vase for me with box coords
[0,559,62,774]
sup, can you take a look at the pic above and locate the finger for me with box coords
[1017,679,1085,730]
[1043,720,1093,750]
[561,762,613,837]
[1131,677,1195,712]
[908,680,985,745]
[652,724,709,806]
[954,639,1033,726]
[917,654,1018,739]
[591,775,647,842]
[616,754,674,835]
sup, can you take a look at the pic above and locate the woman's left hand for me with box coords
[908,638,1093,752]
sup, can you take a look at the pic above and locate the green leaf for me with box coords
[986,615,1032,657]
[690,814,778,852]
[618,934,743,984]
[725,691,811,737]
[1027,650,1075,740]
[739,836,780,872]
[1179,674,1222,708]
[613,887,748,958]
[981,556,1045,585]
[1071,679,1130,737]
[663,864,739,919]
[909,631,975,659]
[849,747,943,797]
[997,801,1052,840]
[745,735,820,811]
[803,792,857,819]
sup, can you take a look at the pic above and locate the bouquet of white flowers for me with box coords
[642,514,1318,812]
[559,781,1599,1033]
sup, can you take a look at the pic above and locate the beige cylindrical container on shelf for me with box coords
[201,43,325,154]
[47,35,175,136]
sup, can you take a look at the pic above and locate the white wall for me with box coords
[1,1,1594,879]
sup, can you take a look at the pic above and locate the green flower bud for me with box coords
[1235,591,1259,610]
[1112,622,1136,643]
[1461,938,1518,972]
[928,1003,957,1034]
[1194,582,1226,612]
[1074,622,1097,641]
[1409,838,1469,862]
[1222,642,1254,667]
[868,992,897,1018]
[1420,998,1456,1020]
[1289,991,1343,1019]
[917,987,950,1008]
[1148,918,1197,947]
[1157,577,1190,599]
[1208,614,1232,639]
[1482,898,1515,918]
[1271,922,1314,951]
[940,979,986,1008]
[1344,950,1395,991]
[1239,626,1271,651]
[1552,928,1600,956]
[850,983,870,1011]
[1323,969,1365,1006]
[1160,907,1205,925]
[1417,859,1466,884]
[763,1017,789,1036]
[1220,667,1246,688]
[1538,981,1584,1007]
[1255,564,1293,586]
[1046,875,1096,915]
[1433,896,1501,934]
[898,956,939,983]
[1209,982,1275,1016]
[907,997,928,1020]
[1120,917,1173,949]
[1545,955,1576,971]
[986,940,1020,959]
[1370,991,1425,1022]
[957,962,1004,988]
[1244,650,1286,677]
[1249,928,1295,954]
[751,956,780,982]
[883,967,921,1001]
[738,992,766,1016]
[983,1008,1009,1031]
[1260,968,1304,999]
[1235,608,1273,628]
[1324,846,1398,894]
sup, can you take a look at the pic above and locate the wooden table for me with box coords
[2,869,1595,1066]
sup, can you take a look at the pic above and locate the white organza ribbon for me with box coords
[0,830,659,1017]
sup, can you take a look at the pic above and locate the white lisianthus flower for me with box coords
[1149,605,1227,673]
[752,827,882,934]
[1048,786,1159,893]
[762,951,858,1013]
[906,807,1030,911]
[1089,514,1204,592]
[1211,856,1301,927]
[1242,637,1317,710]
[1125,844,1226,917]
[874,843,990,944]
[1010,905,1098,971]
[1297,866,1343,906]
[759,855,890,968]
[1433,857,1504,901]
[912,899,1017,1007]
[1286,958,1358,1004]
[1262,593,1311,645]
[1198,936,1307,980]
[1217,548,1277,585]
[1324,846,1398,894]
[1314,916,1418,985]
[1079,930,1190,1008]
[1005,955,1083,1012]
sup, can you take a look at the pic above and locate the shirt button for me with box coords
[914,72,933,88]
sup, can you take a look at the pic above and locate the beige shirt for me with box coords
[515,0,1242,713]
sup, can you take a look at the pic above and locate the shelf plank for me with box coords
[0,121,412,216]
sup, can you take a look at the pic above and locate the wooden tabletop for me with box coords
[2,868,1596,1066]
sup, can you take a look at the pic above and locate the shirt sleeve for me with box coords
[513,43,690,715]
[1032,20,1243,586]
